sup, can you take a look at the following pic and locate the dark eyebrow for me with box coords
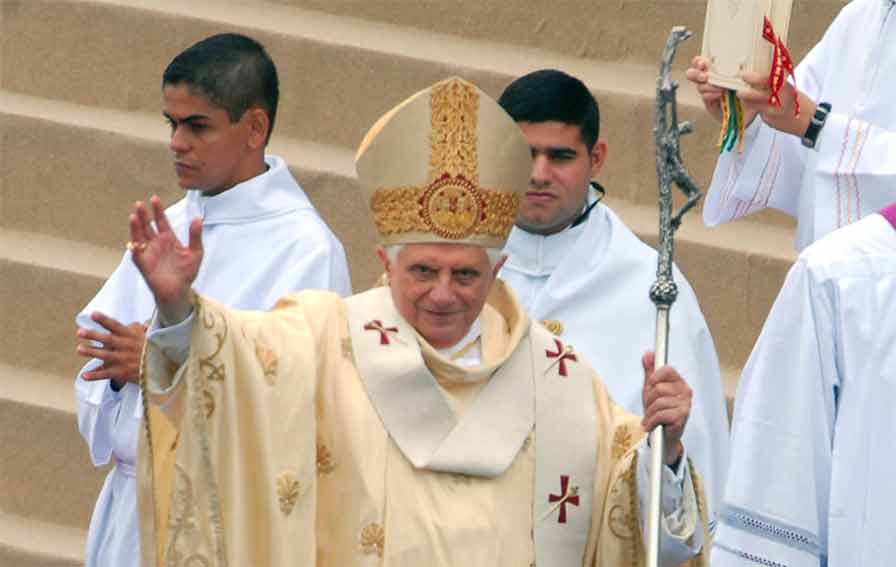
[545,147,577,158]
[162,112,210,124]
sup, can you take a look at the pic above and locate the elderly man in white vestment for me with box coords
[711,201,896,566]
[131,78,710,566]
[687,0,896,250]
[74,33,351,567]
[497,69,729,530]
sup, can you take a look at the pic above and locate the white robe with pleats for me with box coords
[713,213,896,566]
[75,155,351,567]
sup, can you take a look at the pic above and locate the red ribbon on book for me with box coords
[762,16,799,117]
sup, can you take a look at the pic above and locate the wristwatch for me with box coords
[801,102,832,149]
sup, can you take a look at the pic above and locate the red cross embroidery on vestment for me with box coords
[548,475,580,524]
[546,339,577,377]
[363,320,398,345]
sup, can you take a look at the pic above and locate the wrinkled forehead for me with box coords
[396,242,489,266]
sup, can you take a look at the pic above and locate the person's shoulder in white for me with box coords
[800,213,896,274]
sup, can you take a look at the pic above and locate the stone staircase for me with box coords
[0,0,845,563]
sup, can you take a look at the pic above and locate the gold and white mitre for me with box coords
[355,77,531,248]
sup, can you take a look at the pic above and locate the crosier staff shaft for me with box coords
[647,25,702,567]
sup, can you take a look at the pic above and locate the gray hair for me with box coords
[384,244,504,270]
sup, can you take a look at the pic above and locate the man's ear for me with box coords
[245,107,270,150]
[376,245,391,275]
[492,255,508,278]
[590,140,609,178]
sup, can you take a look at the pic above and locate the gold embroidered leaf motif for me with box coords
[199,310,228,380]
[183,556,211,567]
[341,337,354,360]
[317,444,335,475]
[276,472,302,515]
[612,426,634,460]
[255,339,278,385]
[541,319,564,336]
[360,523,385,557]
[202,389,215,420]
[608,504,638,541]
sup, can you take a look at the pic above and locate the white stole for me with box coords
[346,285,598,564]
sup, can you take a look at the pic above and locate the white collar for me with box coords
[503,197,610,277]
[436,317,482,366]
[185,155,313,225]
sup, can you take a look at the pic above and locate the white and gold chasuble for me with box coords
[139,281,708,566]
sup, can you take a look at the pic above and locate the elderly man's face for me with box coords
[378,243,504,349]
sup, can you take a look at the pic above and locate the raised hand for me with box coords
[641,352,691,466]
[76,312,147,389]
[128,195,203,325]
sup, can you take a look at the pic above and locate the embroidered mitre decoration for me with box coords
[355,77,531,248]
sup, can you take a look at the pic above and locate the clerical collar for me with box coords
[569,181,605,228]
[436,317,482,367]
[503,189,607,277]
[186,155,313,225]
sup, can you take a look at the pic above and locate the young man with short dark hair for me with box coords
[498,69,730,528]
[75,33,351,567]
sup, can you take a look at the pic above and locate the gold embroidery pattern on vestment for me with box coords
[202,389,215,420]
[369,184,518,241]
[605,452,642,567]
[429,78,478,183]
[360,523,385,556]
[165,466,210,567]
[611,426,634,461]
[254,338,278,385]
[341,337,354,360]
[683,459,710,567]
[541,319,564,336]
[317,443,335,475]
[199,309,227,383]
[276,471,302,515]
[187,300,227,566]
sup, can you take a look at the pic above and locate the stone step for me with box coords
[264,0,845,67]
[0,227,118,377]
[0,511,85,567]
[1,0,791,213]
[0,364,107,531]
[0,85,790,263]
[0,88,794,373]
[0,190,792,385]
[0,90,383,293]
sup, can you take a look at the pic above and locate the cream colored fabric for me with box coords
[138,282,710,566]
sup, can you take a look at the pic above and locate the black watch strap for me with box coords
[802,102,832,149]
